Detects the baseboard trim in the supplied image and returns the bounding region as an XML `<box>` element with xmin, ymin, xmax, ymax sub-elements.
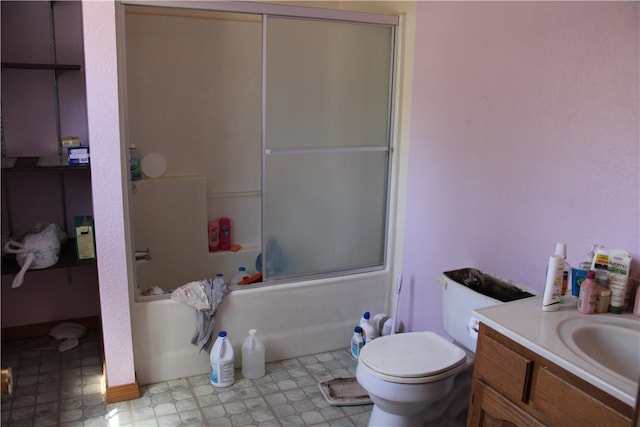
<box><xmin>1</xmin><ymin>316</ymin><xmax>101</xmax><ymax>341</ymax></box>
<box><xmin>105</xmin><ymin>382</ymin><xmax>140</xmax><ymax>403</ymax></box>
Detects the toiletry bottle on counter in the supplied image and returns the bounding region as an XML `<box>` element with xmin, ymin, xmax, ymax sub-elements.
<box><xmin>577</xmin><ymin>270</ymin><xmax>598</xmax><ymax>314</ymax></box>
<box><xmin>219</xmin><ymin>217</ymin><xmax>231</xmax><ymax>250</ymax></box>
<box><xmin>359</xmin><ymin>312</ymin><xmax>377</xmax><ymax>343</ymax></box>
<box><xmin>210</xmin><ymin>331</ymin><xmax>234</xmax><ymax>387</ymax></box>
<box><xmin>351</xmin><ymin>326</ymin><xmax>364</xmax><ymax>359</ymax></box>
<box><xmin>242</xmin><ymin>329</ymin><xmax>265</xmax><ymax>379</ymax></box>
<box><xmin>554</xmin><ymin>243</ymin><xmax>571</xmax><ymax>301</ymax></box>
<box><xmin>130</xmin><ymin>144</ymin><xmax>142</xmax><ymax>181</ymax></box>
<box><xmin>542</xmin><ymin>255</ymin><xmax>564</xmax><ymax>311</ymax></box>
<box><xmin>596</xmin><ymin>287</ymin><xmax>611</xmax><ymax>313</ymax></box>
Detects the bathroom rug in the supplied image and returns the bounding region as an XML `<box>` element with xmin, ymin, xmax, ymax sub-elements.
<box><xmin>318</xmin><ymin>377</ymin><xmax>371</xmax><ymax>406</ymax></box>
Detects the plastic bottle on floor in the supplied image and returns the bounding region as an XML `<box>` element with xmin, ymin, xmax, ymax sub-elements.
<box><xmin>351</xmin><ymin>326</ymin><xmax>364</xmax><ymax>359</ymax></box>
<box><xmin>210</xmin><ymin>331</ymin><xmax>235</xmax><ymax>387</ymax></box>
<box><xmin>359</xmin><ymin>312</ymin><xmax>377</xmax><ymax>343</ymax></box>
<box><xmin>241</xmin><ymin>329</ymin><xmax>265</xmax><ymax>379</ymax></box>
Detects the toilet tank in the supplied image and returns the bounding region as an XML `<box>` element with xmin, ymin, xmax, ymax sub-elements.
<box><xmin>441</xmin><ymin>268</ymin><xmax>535</xmax><ymax>353</ymax></box>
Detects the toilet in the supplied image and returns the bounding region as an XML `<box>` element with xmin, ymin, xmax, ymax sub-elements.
<box><xmin>355</xmin><ymin>268</ymin><xmax>534</xmax><ymax>427</ymax></box>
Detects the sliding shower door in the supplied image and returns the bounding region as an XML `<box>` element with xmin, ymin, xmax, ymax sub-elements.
<box><xmin>263</xmin><ymin>17</ymin><xmax>395</xmax><ymax>280</ymax></box>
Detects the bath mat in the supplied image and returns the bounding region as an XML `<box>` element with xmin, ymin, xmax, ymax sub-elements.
<box><xmin>318</xmin><ymin>377</ymin><xmax>371</xmax><ymax>406</ymax></box>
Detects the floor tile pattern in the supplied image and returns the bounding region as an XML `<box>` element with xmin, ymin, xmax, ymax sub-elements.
<box><xmin>1</xmin><ymin>331</ymin><xmax>372</xmax><ymax>426</ymax></box>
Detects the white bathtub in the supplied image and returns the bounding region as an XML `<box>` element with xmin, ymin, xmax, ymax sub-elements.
<box><xmin>131</xmin><ymin>270</ymin><xmax>390</xmax><ymax>385</ymax></box>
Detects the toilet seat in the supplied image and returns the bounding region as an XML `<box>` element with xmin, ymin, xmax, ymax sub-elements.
<box><xmin>358</xmin><ymin>332</ymin><xmax>467</xmax><ymax>384</ymax></box>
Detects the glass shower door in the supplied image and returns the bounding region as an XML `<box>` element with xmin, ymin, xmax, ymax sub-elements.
<box><xmin>263</xmin><ymin>16</ymin><xmax>395</xmax><ymax>280</ymax></box>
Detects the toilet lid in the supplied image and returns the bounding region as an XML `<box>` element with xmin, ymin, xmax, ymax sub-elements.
<box><xmin>358</xmin><ymin>332</ymin><xmax>467</xmax><ymax>383</ymax></box>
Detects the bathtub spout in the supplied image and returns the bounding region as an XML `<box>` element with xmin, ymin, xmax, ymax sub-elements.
<box><xmin>135</xmin><ymin>249</ymin><xmax>151</xmax><ymax>261</ymax></box>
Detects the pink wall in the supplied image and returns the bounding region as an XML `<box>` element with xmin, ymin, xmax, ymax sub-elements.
<box><xmin>1</xmin><ymin>1</ymin><xmax>98</xmax><ymax>328</ymax></box>
<box><xmin>400</xmin><ymin>2</ymin><xmax>639</xmax><ymax>334</ymax></box>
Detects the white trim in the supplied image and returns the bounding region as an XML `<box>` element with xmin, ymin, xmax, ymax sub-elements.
<box><xmin>265</xmin><ymin>146</ymin><xmax>390</xmax><ymax>155</ymax></box>
<box><xmin>120</xmin><ymin>1</ymin><xmax>399</xmax><ymax>25</ymax></box>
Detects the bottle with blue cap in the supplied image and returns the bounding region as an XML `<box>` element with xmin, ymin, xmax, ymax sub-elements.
<box><xmin>210</xmin><ymin>331</ymin><xmax>235</xmax><ymax>387</ymax></box>
<box><xmin>351</xmin><ymin>326</ymin><xmax>364</xmax><ymax>359</ymax></box>
<box><xmin>358</xmin><ymin>311</ymin><xmax>377</xmax><ymax>343</ymax></box>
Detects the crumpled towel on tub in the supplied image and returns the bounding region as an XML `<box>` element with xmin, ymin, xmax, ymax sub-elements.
<box><xmin>170</xmin><ymin>276</ymin><xmax>228</xmax><ymax>352</ymax></box>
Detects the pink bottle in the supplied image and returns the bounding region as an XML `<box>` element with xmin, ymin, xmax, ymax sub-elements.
<box><xmin>208</xmin><ymin>220</ymin><xmax>219</xmax><ymax>252</ymax></box>
<box><xmin>577</xmin><ymin>270</ymin><xmax>598</xmax><ymax>314</ymax></box>
<box><xmin>218</xmin><ymin>217</ymin><xmax>231</xmax><ymax>251</ymax></box>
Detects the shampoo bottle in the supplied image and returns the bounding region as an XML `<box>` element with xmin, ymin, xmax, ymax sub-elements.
<box><xmin>219</xmin><ymin>217</ymin><xmax>231</xmax><ymax>250</ymax></box>
<box><xmin>577</xmin><ymin>270</ymin><xmax>598</xmax><ymax>314</ymax></box>
<box><xmin>241</xmin><ymin>329</ymin><xmax>265</xmax><ymax>379</ymax></box>
<box><xmin>129</xmin><ymin>144</ymin><xmax>142</xmax><ymax>181</ymax></box>
<box><xmin>208</xmin><ymin>220</ymin><xmax>219</xmax><ymax>252</ymax></box>
<box><xmin>210</xmin><ymin>331</ymin><xmax>235</xmax><ymax>387</ymax></box>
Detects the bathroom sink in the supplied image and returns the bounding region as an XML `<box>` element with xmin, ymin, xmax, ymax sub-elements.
<box><xmin>557</xmin><ymin>316</ymin><xmax>640</xmax><ymax>382</ymax></box>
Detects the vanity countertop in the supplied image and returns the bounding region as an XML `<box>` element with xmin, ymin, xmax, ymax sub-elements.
<box><xmin>472</xmin><ymin>296</ymin><xmax>640</xmax><ymax>407</ymax></box>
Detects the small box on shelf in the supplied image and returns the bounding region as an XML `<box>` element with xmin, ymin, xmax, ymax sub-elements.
<box><xmin>68</xmin><ymin>146</ymin><xmax>89</xmax><ymax>165</ymax></box>
<box><xmin>74</xmin><ymin>216</ymin><xmax>96</xmax><ymax>260</ymax></box>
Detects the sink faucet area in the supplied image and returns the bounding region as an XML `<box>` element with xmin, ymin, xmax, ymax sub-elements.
<box><xmin>472</xmin><ymin>296</ymin><xmax>640</xmax><ymax>407</ymax></box>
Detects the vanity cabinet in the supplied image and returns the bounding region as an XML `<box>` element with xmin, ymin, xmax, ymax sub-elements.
<box><xmin>467</xmin><ymin>323</ymin><xmax>633</xmax><ymax>427</ymax></box>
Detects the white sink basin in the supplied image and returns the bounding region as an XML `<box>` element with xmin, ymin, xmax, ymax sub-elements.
<box><xmin>557</xmin><ymin>316</ymin><xmax>640</xmax><ymax>383</ymax></box>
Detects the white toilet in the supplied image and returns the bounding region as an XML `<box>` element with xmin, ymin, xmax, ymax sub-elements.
<box><xmin>356</xmin><ymin>269</ymin><xmax>534</xmax><ymax>427</ymax></box>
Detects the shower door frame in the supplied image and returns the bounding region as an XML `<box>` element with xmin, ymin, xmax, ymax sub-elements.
<box><xmin>121</xmin><ymin>0</ymin><xmax>400</xmax><ymax>286</ymax></box>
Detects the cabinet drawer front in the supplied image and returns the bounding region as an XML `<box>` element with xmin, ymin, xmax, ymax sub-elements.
<box><xmin>479</xmin><ymin>383</ymin><xmax>545</xmax><ymax>427</ymax></box>
<box><xmin>533</xmin><ymin>367</ymin><xmax>631</xmax><ymax>427</ymax></box>
<box><xmin>476</xmin><ymin>334</ymin><xmax>533</xmax><ymax>403</ymax></box>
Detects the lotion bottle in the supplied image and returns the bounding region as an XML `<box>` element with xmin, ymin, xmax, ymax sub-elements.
<box><xmin>577</xmin><ymin>270</ymin><xmax>598</xmax><ymax>314</ymax></box>
<box><xmin>542</xmin><ymin>255</ymin><xmax>564</xmax><ymax>311</ymax></box>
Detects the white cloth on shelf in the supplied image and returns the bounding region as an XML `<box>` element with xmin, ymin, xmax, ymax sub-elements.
<box><xmin>3</xmin><ymin>223</ymin><xmax>67</xmax><ymax>288</ymax></box>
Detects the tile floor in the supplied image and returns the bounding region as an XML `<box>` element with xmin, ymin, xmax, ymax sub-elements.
<box><xmin>1</xmin><ymin>329</ymin><xmax>373</xmax><ymax>426</ymax></box>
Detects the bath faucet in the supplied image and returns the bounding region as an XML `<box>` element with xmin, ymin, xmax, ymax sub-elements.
<box><xmin>135</xmin><ymin>249</ymin><xmax>151</xmax><ymax>261</ymax></box>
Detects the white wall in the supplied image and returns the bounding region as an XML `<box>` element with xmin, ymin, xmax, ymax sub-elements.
<box><xmin>82</xmin><ymin>0</ymin><xmax>136</xmax><ymax>389</ymax></box>
<box><xmin>401</xmin><ymin>2</ymin><xmax>639</xmax><ymax>334</ymax></box>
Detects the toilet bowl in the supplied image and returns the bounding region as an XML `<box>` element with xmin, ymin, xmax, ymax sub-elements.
<box><xmin>355</xmin><ymin>332</ymin><xmax>469</xmax><ymax>427</ymax></box>
<box><xmin>355</xmin><ymin>268</ymin><xmax>536</xmax><ymax>427</ymax></box>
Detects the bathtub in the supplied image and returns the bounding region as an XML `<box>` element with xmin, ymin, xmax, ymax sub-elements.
<box><xmin>131</xmin><ymin>270</ymin><xmax>390</xmax><ymax>385</ymax></box>
<box><xmin>129</xmin><ymin>175</ymin><xmax>392</xmax><ymax>384</ymax></box>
